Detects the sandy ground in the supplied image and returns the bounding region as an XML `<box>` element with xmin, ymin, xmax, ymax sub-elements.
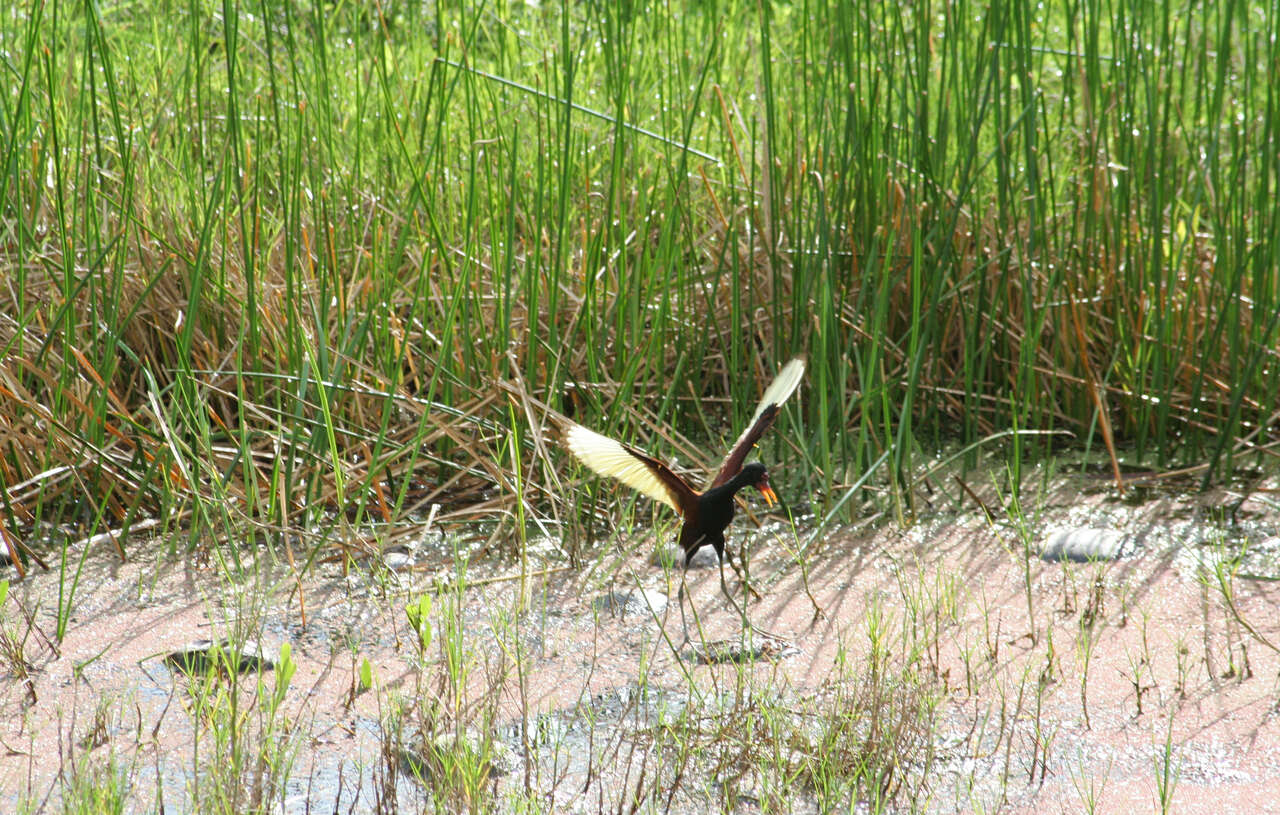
<box><xmin>3</xmin><ymin>477</ymin><xmax>1280</xmax><ymax>813</ymax></box>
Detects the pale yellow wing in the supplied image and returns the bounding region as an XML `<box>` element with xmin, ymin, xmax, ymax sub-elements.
<box><xmin>564</xmin><ymin>423</ymin><xmax>697</xmax><ymax>514</ymax></box>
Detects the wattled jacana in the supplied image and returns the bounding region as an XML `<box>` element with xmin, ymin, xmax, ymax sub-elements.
<box><xmin>563</xmin><ymin>357</ymin><xmax>805</xmax><ymax>642</ymax></box>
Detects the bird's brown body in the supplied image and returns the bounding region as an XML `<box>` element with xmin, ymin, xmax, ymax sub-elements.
<box><xmin>562</xmin><ymin>358</ymin><xmax>805</xmax><ymax>641</ymax></box>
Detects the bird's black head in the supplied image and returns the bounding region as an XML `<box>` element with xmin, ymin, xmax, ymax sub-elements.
<box><xmin>740</xmin><ymin>462</ymin><xmax>778</xmax><ymax>506</ymax></box>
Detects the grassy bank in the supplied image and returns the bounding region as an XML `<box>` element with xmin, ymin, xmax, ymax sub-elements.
<box><xmin>2</xmin><ymin>0</ymin><xmax>1278</xmax><ymax>542</ymax></box>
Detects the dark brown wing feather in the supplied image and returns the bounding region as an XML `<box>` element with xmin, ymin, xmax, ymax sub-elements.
<box><xmin>709</xmin><ymin>405</ymin><xmax>781</xmax><ymax>489</ymax></box>
<box><xmin>708</xmin><ymin>357</ymin><xmax>805</xmax><ymax>489</ymax></box>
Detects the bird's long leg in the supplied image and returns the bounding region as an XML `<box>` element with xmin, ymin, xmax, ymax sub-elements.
<box><xmin>717</xmin><ymin>554</ymin><xmax>750</xmax><ymax>631</ymax></box>
<box><xmin>678</xmin><ymin>565</ymin><xmax>714</xmax><ymax>649</ymax></box>
<box><xmin>722</xmin><ymin>544</ymin><xmax>762</xmax><ymax>601</ymax></box>
<box><xmin>677</xmin><ymin>572</ymin><xmax>690</xmax><ymax>647</ymax></box>
<box><xmin>720</xmin><ymin>546</ymin><xmax>785</xmax><ymax>642</ymax></box>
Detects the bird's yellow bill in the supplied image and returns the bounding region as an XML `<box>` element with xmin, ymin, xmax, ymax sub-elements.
<box><xmin>760</xmin><ymin>485</ymin><xmax>778</xmax><ymax>506</ymax></box>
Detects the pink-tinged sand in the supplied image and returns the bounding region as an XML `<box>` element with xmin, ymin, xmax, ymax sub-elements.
<box><xmin>2</xmin><ymin>483</ymin><xmax>1278</xmax><ymax>812</ymax></box>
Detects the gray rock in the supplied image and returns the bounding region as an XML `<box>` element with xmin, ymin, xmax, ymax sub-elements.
<box><xmin>382</xmin><ymin>550</ymin><xmax>413</xmax><ymax>571</ymax></box>
<box><xmin>685</xmin><ymin>546</ymin><xmax>720</xmax><ymax>568</ymax></box>
<box><xmin>593</xmin><ymin>588</ymin><xmax>668</xmax><ymax>618</ymax></box>
<box><xmin>1039</xmin><ymin>528</ymin><xmax>1128</xmax><ymax>562</ymax></box>
<box><xmin>649</xmin><ymin>544</ymin><xmax>721</xmax><ymax>569</ymax></box>
<box><xmin>402</xmin><ymin>730</ymin><xmax>512</xmax><ymax>783</ymax></box>
<box><xmin>692</xmin><ymin>636</ymin><xmax>797</xmax><ymax>664</ymax></box>
<box><xmin>649</xmin><ymin>544</ymin><xmax>681</xmax><ymax>569</ymax></box>
<box><xmin>164</xmin><ymin>639</ymin><xmax>275</xmax><ymax>674</ymax></box>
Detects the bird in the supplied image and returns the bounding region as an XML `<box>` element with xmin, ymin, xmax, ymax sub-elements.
<box><xmin>562</xmin><ymin>356</ymin><xmax>805</xmax><ymax>644</ymax></box>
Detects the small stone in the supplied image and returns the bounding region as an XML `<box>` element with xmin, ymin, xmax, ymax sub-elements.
<box><xmin>685</xmin><ymin>546</ymin><xmax>720</xmax><ymax>569</ymax></box>
<box><xmin>383</xmin><ymin>550</ymin><xmax>413</xmax><ymax>571</ymax></box>
<box><xmin>649</xmin><ymin>544</ymin><xmax>721</xmax><ymax>569</ymax></box>
<box><xmin>402</xmin><ymin>730</ymin><xmax>511</xmax><ymax>784</ymax></box>
<box><xmin>164</xmin><ymin>639</ymin><xmax>275</xmax><ymax>674</ymax></box>
<box><xmin>1039</xmin><ymin>528</ymin><xmax>1128</xmax><ymax>562</ymax></box>
<box><xmin>692</xmin><ymin>636</ymin><xmax>797</xmax><ymax>664</ymax></box>
<box><xmin>593</xmin><ymin>588</ymin><xmax>668</xmax><ymax>618</ymax></box>
<box><xmin>649</xmin><ymin>544</ymin><xmax>681</xmax><ymax>569</ymax></box>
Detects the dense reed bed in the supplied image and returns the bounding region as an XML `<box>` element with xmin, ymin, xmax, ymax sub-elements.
<box><xmin>1</xmin><ymin>0</ymin><xmax>1277</xmax><ymax>550</ymax></box>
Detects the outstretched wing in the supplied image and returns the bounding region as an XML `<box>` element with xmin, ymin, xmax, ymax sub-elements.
<box><xmin>708</xmin><ymin>356</ymin><xmax>805</xmax><ymax>489</ymax></box>
<box><xmin>564</xmin><ymin>422</ymin><xmax>699</xmax><ymax>514</ymax></box>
